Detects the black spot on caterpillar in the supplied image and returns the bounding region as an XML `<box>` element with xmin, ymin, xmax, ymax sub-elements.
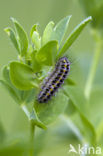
<box><xmin>37</xmin><ymin>57</ymin><xmax>70</xmax><ymax>103</ymax></box>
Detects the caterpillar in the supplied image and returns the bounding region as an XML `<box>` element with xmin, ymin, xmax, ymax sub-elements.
<box><xmin>37</xmin><ymin>57</ymin><xmax>70</xmax><ymax>103</ymax></box>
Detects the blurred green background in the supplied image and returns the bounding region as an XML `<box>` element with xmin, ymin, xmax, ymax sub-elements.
<box><xmin>0</xmin><ymin>0</ymin><xmax>103</xmax><ymax>156</ymax></box>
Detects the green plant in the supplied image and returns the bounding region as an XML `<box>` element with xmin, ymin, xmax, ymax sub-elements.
<box><xmin>0</xmin><ymin>14</ymin><xmax>102</xmax><ymax>156</ymax></box>
<box><xmin>79</xmin><ymin>0</ymin><xmax>103</xmax><ymax>99</ymax></box>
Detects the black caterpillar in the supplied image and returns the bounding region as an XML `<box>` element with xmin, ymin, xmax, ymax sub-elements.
<box><xmin>37</xmin><ymin>57</ymin><xmax>70</xmax><ymax>103</ymax></box>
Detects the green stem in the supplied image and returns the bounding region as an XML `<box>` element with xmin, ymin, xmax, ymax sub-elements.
<box><xmin>21</xmin><ymin>104</ymin><xmax>35</xmax><ymax>156</ymax></box>
<box><xmin>21</xmin><ymin>104</ymin><xmax>30</xmax><ymax>118</ymax></box>
<box><xmin>85</xmin><ymin>37</ymin><xmax>102</xmax><ymax>99</ymax></box>
<box><xmin>60</xmin><ymin>115</ymin><xmax>85</xmax><ymax>143</ymax></box>
<box><xmin>30</xmin><ymin>122</ymin><xmax>35</xmax><ymax>156</ymax></box>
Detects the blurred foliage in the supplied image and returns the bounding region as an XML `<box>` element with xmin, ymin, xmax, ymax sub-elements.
<box><xmin>0</xmin><ymin>0</ymin><xmax>103</xmax><ymax>156</ymax></box>
<box><xmin>79</xmin><ymin>0</ymin><xmax>103</xmax><ymax>37</ymax></box>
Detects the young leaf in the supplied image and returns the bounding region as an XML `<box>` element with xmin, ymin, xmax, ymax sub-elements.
<box><xmin>11</xmin><ymin>17</ymin><xmax>28</xmax><ymax>56</ymax></box>
<box><xmin>0</xmin><ymin>80</ymin><xmax>21</xmax><ymax>104</ymax></box>
<box><xmin>36</xmin><ymin>40</ymin><xmax>58</xmax><ymax>66</ymax></box>
<box><xmin>4</xmin><ymin>27</ymin><xmax>20</xmax><ymax>54</ymax></box>
<box><xmin>51</xmin><ymin>15</ymin><xmax>71</xmax><ymax>45</ymax></box>
<box><xmin>9</xmin><ymin>62</ymin><xmax>38</xmax><ymax>90</ymax></box>
<box><xmin>2</xmin><ymin>65</ymin><xmax>10</xmax><ymax>83</ymax></box>
<box><xmin>42</xmin><ymin>21</ymin><xmax>55</xmax><ymax>46</ymax></box>
<box><xmin>31</xmin><ymin>50</ymin><xmax>41</xmax><ymax>72</ymax></box>
<box><xmin>30</xmin><ymin>24</ymin><xmax>38</xmax><ymax>37</ymax></box>
<box><xmin>34</xmin><ymin>90</ymin><xmax>68</xmax><ymax>125</ymax></box>
<box><xmin>58</xmin><ymin>16</ymin><xmax>92</xmax><ymax>58</ymax></box>
<box><xmin>31</xmin><ymin>31</ymin><xmax>41</xmax><ymax>50</ymax></box>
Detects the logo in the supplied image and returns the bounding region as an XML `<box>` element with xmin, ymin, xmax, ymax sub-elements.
<box><xmin>68</xmin><ymin>144</ymin><xmax>102</xmax><ymax>155</ymax></box>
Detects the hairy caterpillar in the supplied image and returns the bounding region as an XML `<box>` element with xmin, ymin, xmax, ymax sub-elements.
<box><xmin>37</xmin><ymin>57</ymin><xmax>70</xmax><ymax>103</ymax></box>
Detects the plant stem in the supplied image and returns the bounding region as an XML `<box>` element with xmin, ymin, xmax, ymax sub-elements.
<box><xmin>60</xmin><ymin>115</ymin><xmax>84</xmax><ymax>143</ymax></box>
<box><xmin>21</xmin><ymin>104</ymin><xmax>30</xmax><ymax>118</ymax></box>
<box><xmin>30</xmin><ymin>122</ymin><xmax>35</xmax><ymax>156</ymax></box>
<box><xmin>84</xmin><ymin>37</ymin><xmax>102</xmax><ymax>99</ymax></box>
<box><xmin>21</xmin><ymin>104</ymin><xmax>35</xmax><ymax>156</ymax></box>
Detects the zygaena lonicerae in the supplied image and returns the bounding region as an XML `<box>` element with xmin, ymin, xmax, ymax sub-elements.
<box><xmin>38</xmin><ymin>57</ymin><xmax>70</xmax><ymax>103</ymax></box>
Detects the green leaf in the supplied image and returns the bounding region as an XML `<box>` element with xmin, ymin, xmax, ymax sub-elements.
<box><xmin>30</xmin><ymin>24</ymin><xmax>41</xmax><ymax>49</ymax></box>
<box><xmin>2</xmin><ymin>65</ymin><xmax>27</xmax><ymax>102</ymax></box>
<box><xmin>31</xmin><ymin>31</ymin><xmax>41</xmax><ymax>50</ymax></box>
<box><xmin>4</xmin><ymin>27</ymin><xmax>20</xmax><ymax>53</ymax></box>
<box><xmin>0</xmin><ymin>137</ymin><xmax>30</xmax><ymax>156</ymax></box>
<box><xmin>36</xmin><ymin>40</ymin><xmax>58</xmax><ymax>66</ymax></box>
<box><xmin>80</xmin><ymin>114</ymin><xmax>96</xmax><ymax>144</ymax></box>
<box><xmin>65</xmin><ymin>99</ymin><xmax>76</xmax><ymax>116</ymax></box>
<box><xmin>30</xmin><ymin>108</ymin><xmax>47</xmax><ymax>130</ymax></box>
<box><xmin>64</xmin><ymin>86</ymin><xmax>96</xmax><ymax>144</ymax></box>
<box><xmin>58</xmin><ymin>16</ymin><xmax>92</xmax><ymax>58</ymax></box>
<box><xmin>21</xmin><ymin>89</ymin><xmax>35</xmax><ymax>104</ymax></box>
<box><xmin>30</xmin><ymin>24</ymin><xmax>38</xmax><ymax>37</ymax></box>
<box><xmin>42</xmin><ymin>21</ymin><xmax>55</xmax><ymax>46</ymax></box>
<box><xmin>51</xmin><ymin>15</ymin><xmax>71</xmax><ymax>45</ymax></box>
<box><xmin>64</xmin><ymin>86</ymin><xmax>88</xmax><ymax>116</ymax></box>
<box><xmin>2</xmin><ymin>65</ymin><xmax>10</xmax><ymax>83</ymax></box>
<box><xmin>34</xmin><ymin>90</ymin><xmax>68</xmax><ymax>125</ymax></box>
<box><xmin>31</xmin><ymin>50</ymin><xmax>41</xmax><ymax>72</ymax></box>
<box><xmin>0</xmin><ymin>80</ymin><xmax>21</xmax><ymax>104</ymax></box>
<box><xmin>65</xmin><ymin>77</ymin><xmax>76</xmax><ymax>86</ymax></box>
<box><xmin>11</xmin><ymin>17</ymin><xmax>28</xmax><ymax>56</ymax></box>
<box><xmin>9</xmin><ymin>62</ymin><xmax>38</xmax><ymax>90</ymax></box>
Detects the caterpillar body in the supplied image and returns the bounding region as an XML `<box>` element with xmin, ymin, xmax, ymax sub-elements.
<box><xmin>38</xmin><ymin>57</ymin><xmax>70</xmax><ymax>103</ymax></box>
